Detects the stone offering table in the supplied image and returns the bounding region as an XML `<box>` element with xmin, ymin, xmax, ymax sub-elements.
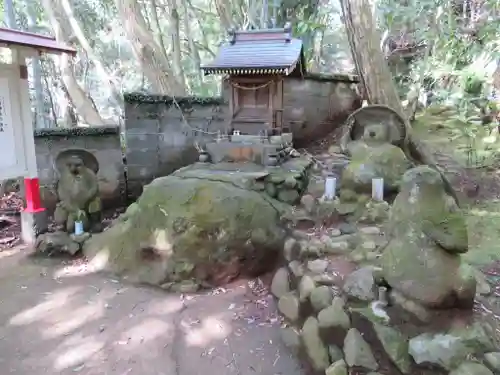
<box><xmin>204</xmin><ymin>133</ymin><xmax>294</xmax><ymax>166</ymax></box>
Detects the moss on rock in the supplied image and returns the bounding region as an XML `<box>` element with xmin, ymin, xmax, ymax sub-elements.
<box><xmin>342</xmin><ymin>143</ymin><xmax>412</xmax><ymax>193</ymax></box>
<box><xmin>381</xmin><ymin>166</ymin><xmax>474</xmax><ymax>308</ymax></box>
<box><xmin>84</xmin><ymin>172</ymin><xmax>289</xmax><ymax>286</ymax></box>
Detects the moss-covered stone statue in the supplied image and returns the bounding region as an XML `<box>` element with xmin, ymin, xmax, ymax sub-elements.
<box><xmin>380</xmin><ymin>166</ymin><xmax>475</xmax><ymax>309</ymax></box>
<box><xmin>341</xmin><ymin>123</ymin><xmax>412</xmax><ymax>194</ymax></box>
<box><xmin>54</xmin><ymin>155</ymin><xmax>102</xmax><ymax>233</ymax></box>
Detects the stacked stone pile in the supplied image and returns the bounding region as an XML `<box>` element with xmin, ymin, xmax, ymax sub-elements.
<box><xmin>271</xmin><ymin>223</ymin><xmax>390</xmax><ymax>374</ymax></box>
<box><xmin>271</xmin><ymin>224</ymin><xmax>500</xmax><ymax>375</ymax></box>
<box><xmin>270</xmin><ymin>165</ymin><xmax>500</xmax><ymax>375</ymax></box>
<box><xmin>35</xmin><ymin>231</ymin><xmax>91</xmax><ymax>256</ymax></box>
<box><xmin>255</xmin><ymin>157</ymin><xmax>315</xmax><ymax>204</ymax></box>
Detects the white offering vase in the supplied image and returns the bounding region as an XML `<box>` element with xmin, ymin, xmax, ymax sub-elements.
<box><xmin>372</xmin><ymin>178</ymin><xmax>384</xmax><ymax>201</ymax></box>
<box><xmin>74</xmin><ymin>221</ymin><xmax>84</xmax><ymax>235</ymax></box>
<box><xmin>324</xmin><ymin>177</ymin><xmax>337</xmax><ymax>200</ymax></box>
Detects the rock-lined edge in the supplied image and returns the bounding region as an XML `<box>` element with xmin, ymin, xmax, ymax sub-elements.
<box><xmin>271</xmin><ymin>220</ymin><xmax>496</xmax><ymax>375</ymax></box>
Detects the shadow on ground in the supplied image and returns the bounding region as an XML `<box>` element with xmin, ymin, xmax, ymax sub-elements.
<box><xmin>0</xmin><ymin>247</ymin><xmax>304</xmax><ymax>375</ymax></box>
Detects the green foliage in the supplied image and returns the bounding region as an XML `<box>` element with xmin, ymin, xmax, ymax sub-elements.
<box><xmin>34</xmin><ymin>126</ymin><xmax>120</xmax><ymax>138</ymax></box>
<box><xmin>6</xmin><ymin>0</ymin><xmax>359</xmax><ymax>129</ymax></box>
<box><xmin>380</xmin><ymin>0</ymin><xmax>500</xmax><ymax>102</ymax></box>
<box><xmin>462</xmin><ymin>72</ymin><xmax>484</xmax><ymax>96</ymax></box>
<box><xmin>379</xmin><ymin>0</ymin><xmax>500</xmax><ymax>167</ymax></box>
<box><xmin>123</xmin><ymin>93</ymin><xmax>224</xmax><ymax>106</ymax></box>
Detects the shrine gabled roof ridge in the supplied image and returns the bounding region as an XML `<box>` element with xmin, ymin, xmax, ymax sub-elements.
<box><xmin>201</xmin><ymin>25</ymin><xmax>305</xmax><ymax>76</ymax></box>
<box><xmin>231</xmin><ymin>26</ymin><xmax>291</xmax><ymax>37</ymax></box>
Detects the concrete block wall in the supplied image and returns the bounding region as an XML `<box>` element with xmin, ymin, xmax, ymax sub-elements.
<box><xmin>34</xmin><ymin>126</ymin><xmax>125</xmax><ymax>212</ymax></box>
<box><xmin>124</xmin><ymin>94</ymin><xmax>228</xmax><ymax>198</ymax></box>
<box><xmin>282</xmin><ymin>73</ymin><xmax>361</xmax><ymax>145</ymax></box>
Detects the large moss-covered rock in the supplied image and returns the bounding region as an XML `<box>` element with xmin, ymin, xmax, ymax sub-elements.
<box><xmin>381</xmin><ymin>166</ymin><xmax>474</xmax><ymax>308</ymax></box>
<box><xmin>341</xmin><ymin>124</ymin><xmax>412</xmax><ymax>193</ymax></box>
<box><xmin>373</xmin><ymin>324</ymin><xmax>411</xmax><ymax>374</ymax></box>
<box><xmin>83</xmin><ymin>172</ymin><xmax>288</xmax><ymax>286</ymax></box>
<box><xmin>409</xmin><ymin>323</ymin><xmax>494</xmax><ymax>370</ymax></box>
<box><xmin>344</xmin><ymin>328</ymin><xmax>378</xmax><ymax>370</ymax></box>
<box><xmin>449</xmin><ymin>362</ymin><xmax>493</xmax><ymax>375</ymax></box>
<box><xmin>342</xmin><ymin>144</ymin><xmax>411</xmax><ymax>193</ymax></box>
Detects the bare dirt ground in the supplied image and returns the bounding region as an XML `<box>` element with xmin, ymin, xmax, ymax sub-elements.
<box><xmin>0</xmin><ymin>245</ymin><xmax>304</xmax><ymax>375</ymax></box>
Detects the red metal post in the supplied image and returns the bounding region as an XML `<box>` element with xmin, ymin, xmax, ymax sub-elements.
<box><xmin>23</xmin><ymin>177</ymin><xmax>44</xmax><ymax>213</ymax></box>
<box><xmin>20</xmin><ymin>64</ymin><xmax>44</xmax><ymax>214</ymax></box>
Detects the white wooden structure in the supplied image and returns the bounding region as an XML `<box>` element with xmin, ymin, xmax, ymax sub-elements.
<box><xmin>0</xmin><ymin>28</ymin><xmax>75</xmax><ymax>214</ymax></box>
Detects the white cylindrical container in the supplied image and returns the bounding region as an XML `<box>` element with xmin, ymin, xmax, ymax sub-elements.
<box><xmin>324</xmin><ymin>177</ymin><xmax>337</xmax><ymax>200</ymax></box>
<box><xmin>74</xmin><ymin>221</ymin><xmax>84</xmax><ymax>235</ymax></box>
<box><xmin>378</xmin><ymin>286</ymin><xmax>389</xmax><ymax>306</ymax></box>
<box><xmin>372</xmin><ymin>178</ymin><xmax>384</xmax><ymax>201</ymax></box>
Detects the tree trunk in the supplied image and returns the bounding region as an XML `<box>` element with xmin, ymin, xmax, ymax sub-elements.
<box><xmin>213</xmin><ymin>0</ymin><xmax>233</xmax><ymax>30</ymax></box>
<box><xmin>149</xmin><ymin>0</ymin><xmax>170</xmax><ymax>58</ymax></box>
<box><xmin>339</xmin><ymin>0</ymin><xmax>460</xmax><ymax>204</ymax></box>
<box><xmin>116</xmin><ymin>0</ymin><xmax>186</xmax><ymax>95</ymax></box>
<box><xmin>188</xmin><ymin>0</ymin><xmax>215</xmax><ymax>57</ymax></box>
<box><xmin>181</xmin><ymin>0</ymin><xmax>202</xmax><ymax>88</ymax></box>
<box><xmin>42</xmin><ymin>0</ymin><xmax>107</xmax><ymax>126</ymax></box>
<box><xmin>4</xmin><ymin>0</ymin><xmax>16</xmax><ymax>28</ymax></box>
<box><xmin>165</xmin><ymin>0</ymin><xmax>187</xmax><ymax>91</ymax></box>
<box><xmin>58</xmin><ymin>0</ymin><xmax>123</xmax><ymax>108</ymax></box>
<box><xmin>25</xmin><ymin>3</ymin><xmax>49</xmax><ymax>129</ymax></box>
<box><xmin>59</xmin><ymin>49</ymin><xmax>106</xmax><ymax>126</ymax></box>
<box><xmin>40</xmin><ymin>57</ymin><xmax>59</xmax><ymax>126</ymax></box>
<box><xmin>339</xmin><ymin>0</ymin><xmax>406</xmax><ymax>117</ymax></box>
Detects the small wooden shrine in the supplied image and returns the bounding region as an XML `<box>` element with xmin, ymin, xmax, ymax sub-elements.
<box><xmin>200</xmin><ymin>23</ymin><xmax>306</xmax><ymax>165</ymax></box>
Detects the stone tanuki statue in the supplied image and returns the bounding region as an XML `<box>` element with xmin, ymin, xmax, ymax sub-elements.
<box><xmin>54</xmin><ymin>155</ymin><xmax>102</xmax><ymax>233</ymax></box>
<box><xmin>380</xmin><ymin>165</ymin><xmax>476</xmax><ymax>309</ymax></box>
<box><xmin>341</xmin><ymin>123</ymin><xmax>412</xmax><ymax>194</ymax></box>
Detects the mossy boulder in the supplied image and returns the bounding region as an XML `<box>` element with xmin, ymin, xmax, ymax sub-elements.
<box><xmin>380</xmin><ymin>166</ymin><xmax>474</xmax><ymax>308</ymax></box>
<box><xmin>342</xmin><ymin>123</ymin><xmax>412</xmax><ymax>194</ymax></box>
<box><xmin>341</xmin><ymin>143</ymin><xmax>412</xmax><ymax>193</ymax></box>
<box><xmin>450</xmin><ymin>362</ymin><xmax>493</xmax><ymax>375</ymax></box>
<box><xmin>359</xmin><ymin>199</ymin><xmax>390</xmax><ymax>224</ymax></box>
<box><xmin>83</xmin><ymin>173</ymin><xmax>289</xmax><ymax>286</ymax></box>
<box><xmin>409</xmin><ymin>323</ymin><xmax>494</xmax><ymax>370</ymax></box>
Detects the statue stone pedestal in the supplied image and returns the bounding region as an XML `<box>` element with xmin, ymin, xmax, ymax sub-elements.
<box><xmin>21</xmin><ymin>209</ymin><xmax>48</xmax><ymax>245</ymax></box>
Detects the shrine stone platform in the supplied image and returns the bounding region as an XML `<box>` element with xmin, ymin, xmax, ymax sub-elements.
<box><xmin>172</xmin><ymin>159</ymin><xmax>314</xmax><ymax>205</ymax></box>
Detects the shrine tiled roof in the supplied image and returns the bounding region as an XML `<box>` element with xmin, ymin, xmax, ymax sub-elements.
<box><xmin>201</xmin><ymin>25</ymin><xmax>305</xmax><ymax>76</ymax></box>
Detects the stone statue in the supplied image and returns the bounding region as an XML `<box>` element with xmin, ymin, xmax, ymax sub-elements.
<box><xmin>341</xmin><ymin>123</ymin><xmax>412</xmax><ymax>194</ymax></box>
<box><xmin>54</xmin><ymin>155</ymin><xmax>102</xmax><ymax>233</ymax></box>
<box><xmin>380</xmin><ymin>166</ymin><xmax>475</xmax><ymax>309</ymax></box>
